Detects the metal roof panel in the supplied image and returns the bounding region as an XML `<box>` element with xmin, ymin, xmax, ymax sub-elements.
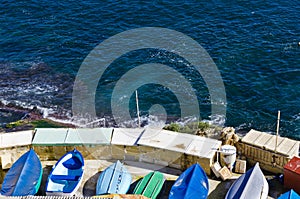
<box><xmin>65</xmin><ymin>128</ymin><xmax>112</xmax><ymax>145</ymax></box>
<box><xmin>0</xmin><ymin>130</ymin><xmax>33</xmax><ymax>148</ymax></box>
<box><xmin>32</xmin><ymin>128</ymin><xmax>68</xmax><ymax>145</ymax></box>
<box><xmin>111</xmin><ymin>128</ymin><xmax>144</xmax><ymax>146</ymax></box>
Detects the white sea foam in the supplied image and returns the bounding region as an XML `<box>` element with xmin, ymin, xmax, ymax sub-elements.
<box><xmin>293</xmin><ymin>113</ymin><xmax>300</xmax><ymax>121</ymax></box>
<box><xmin>46</xmin><ymin>115</ymin><xmax>84</xmax><ymax>127</ymax></box>
<box><xmin>204</xmin><ymin>114</ymin><xmax>226</xmax><ymax>126</ymax></box>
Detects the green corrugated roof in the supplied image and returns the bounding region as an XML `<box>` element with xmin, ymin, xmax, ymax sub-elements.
<box><xmin>111</xmin><ymin>128</ymin><xmax>144</xmax><ymax>146</ymax></box>
<box><xmin>32</xmin><ymin>128</ymin><xmax>113</xmax><ymax>146</ymax></box>
<box><xmin>65</xmin><ymin>128</ymin><xmax>112</xmax><ymax>145</ymax></box>
<box><xmin>32</xmin><ymin>128</ymin><xmax>68</xmax><ymax>145</ymax></box>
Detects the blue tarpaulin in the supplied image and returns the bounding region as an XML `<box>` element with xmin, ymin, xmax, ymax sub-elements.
<box><xmin>169</xmin><ymin>163</ymin><xmax>209</xmax><ymax>199</ymax></box>
<box><xmin>279</xmin><ymin>190</ymin><xmax>300</xmax><ymax>199</ymax></box>
<box><xmin>0</xmin><ymin>149</ymin><xmax>42</xmax><ymax>196</ymax></box>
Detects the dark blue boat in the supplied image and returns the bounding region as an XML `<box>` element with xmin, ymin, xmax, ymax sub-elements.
<box><xmin>0</xmin><ymin>149</ymin><xmax>42</xmax><ymax>196</ymax></box>
<box><xmin>169</xmin><ymin>163</ymin><xmax>209</xmax><ymax>199</ymax></box>
<box><xmin>279</xmin><ymin>190</ymin><xmax>300</xmax><ymax>199</ymax></box>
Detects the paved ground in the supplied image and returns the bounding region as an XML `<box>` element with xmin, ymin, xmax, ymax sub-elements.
<box><xmin>0</xmin><ymin>159</ymin><xmax>287</xmax><ymax>198</ymax></box>
<box><xmin>35</xmin><ymin>160</ymin><xmax>286</xmax><ymax>199</ymax></box>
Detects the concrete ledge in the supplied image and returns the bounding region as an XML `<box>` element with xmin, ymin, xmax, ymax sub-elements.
<box><xmin>0</xmin><ymin>130</ymin><xmax>33</xmax><ymax>149</ymax></box>
<box><xmin>1</xmin><ymin>128</ymin><xmax>222</xmax><ymax>176</ymax></box>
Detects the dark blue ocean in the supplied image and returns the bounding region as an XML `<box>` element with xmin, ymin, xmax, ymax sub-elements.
<box><xmin>0</xmin><ymin>1</ymin><xmax>299</xmax><ymax>139</ymax></box>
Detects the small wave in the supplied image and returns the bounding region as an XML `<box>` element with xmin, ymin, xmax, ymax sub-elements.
<box><xmin>205</xmin><ymin>114</ymin><xmax>226</xmax><ymax>126</ymax></box>
<box><xmin>0</xmin><ymin>99</ymin><xmax>51</xmax><ymax>118</ymax></box>
<box><xmin>293</xmin><ymin>113</ymin><xmax>300</xmax><ymax>121</ymax></box>
<box><xmin>235</xmin><ymin>122</ymin><xmax>252</xmax><ymax>131</ymax></box>
<box><xmin>282</xmin><ymin>41</ymin><xmax>300</xmax><ymax>53</ymax></box>
<box><xmin>69</xmin><ymin>114</ymin><xmax>206</xmax><ymax>129</ymax></box>
<box><xmin>0</xmin><ymin>61</ymin><xmax>74</xmax><ymax>119</ymax></box>
<box><xmin>46</xmin><ymin>115</ymin><xmax>86</xmax><ymax>127</ymax></box>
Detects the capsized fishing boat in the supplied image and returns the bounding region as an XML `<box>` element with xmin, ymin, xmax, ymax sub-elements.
<box><xmin>45</xmin><ymin>149</ymin><xmax>85</xmax><ymax>196</ymax></box>
<box><xmin>225</xmin><ymin>162</ymin><xmax>269</xmax><ymax>199</ymax></box>
<box><xmin>278</xmin><ymin>189</ymin><xmax>300</xmax><ymax>199</ymax></box>
<box><xmin>96</xmin><ymin>160</ymin><xmax>132</xmax><ymax>195</ymax></box>
<box><xmin>0</xmin><ymin>149</ymin><xmax>42</xmax><ymax>196</ymax></box>
<box><xmin>169</xmin><ymin>163</ymin><xmax>209</xmax><ymax>199</ymax></box>
<box><xmin>133</xmin><ymin>171</ymin><xmax>165</xmax><ymax>199</ymax></box>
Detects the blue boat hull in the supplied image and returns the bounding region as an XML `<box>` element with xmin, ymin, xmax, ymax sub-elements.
<box><xmin>169</xmin><ymin>163</ymin><xmax>209</xmax><ymax>199</ymax></box>
<box><xmin>96</xmin><ymin>160</ymin><xmax>132</xmax><ymax>195</ymax></box>
<box><xmin>1</xmin><ymin>149</ymin><xmax>42</xmax><ymax>196</ymax></box>
<box><xmin>279</xmin><ymin>190</ymin><xmax>300</xmax><ymax>199</ymax></box>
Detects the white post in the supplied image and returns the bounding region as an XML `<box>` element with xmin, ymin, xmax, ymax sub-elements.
<box><xmin>136</xmin><ymin>90</ymin><xmax>141</xmax><ymax>128</ymax></box>
<box><xmin>275</xmin><ymin>110</ymin><xmax>280</xmax><ymax>153</ymax></box>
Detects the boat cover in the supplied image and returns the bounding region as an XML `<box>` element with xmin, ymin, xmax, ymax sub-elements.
<box><xmin>169</xmin><ymin>163</ymin><xmax>209</xmax><ymax>199</ymax></box>
<box><xmin>0</xmin><ymin>149</ymin><xmax>42</xmax><ymax>196</ymax></box>
<box><xmin>279</xmin><ymin>190</ymin><xmax>300</xmax><ymax>199</ymax></box>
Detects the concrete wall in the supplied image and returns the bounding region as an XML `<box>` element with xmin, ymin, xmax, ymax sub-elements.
<box><xmin>0</xmin><ymin>146</ymin><xmax>31</xmax><ymax>187</ymax></box>
<box><xmin>239</xmin><ymin>142</ymin><xmax>290</xmax><ymax>174</ymax></box>
<box><xmin>33</xmin><ymin>145</ymin><xmax>113</xmax><ymax>161</ymax></box>
<box><xmin>0</xmin><ymin>146</ymin><xmax>30</xmax><ymax>169</ymax></box>
<box><xmin>32</xmin><ymin>144</ymin><xmax>214</xmax><ymax>175</ymax></box>
<box><xmin>0</xmin><ymin>128</ymin><xmax>219</xmax><ymax>179</ymax></box>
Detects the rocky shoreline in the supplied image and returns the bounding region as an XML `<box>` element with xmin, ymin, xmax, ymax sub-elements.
<box><xmin>0</xmin><ymin>102</ymin><xmax>75</xmax><ymax>132</ymax></box>
<box><xmin>0</xmin><ymin>101</ymin><xmax>220</xmax><ymax>136</ymax></box>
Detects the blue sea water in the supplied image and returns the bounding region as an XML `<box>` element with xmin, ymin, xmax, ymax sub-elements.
<box><xmin>0</xmin><ymin>1</ymin><xmax>299</xmax><ymax>139</ymax></box>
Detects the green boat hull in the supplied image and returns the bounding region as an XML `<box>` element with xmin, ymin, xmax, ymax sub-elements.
<box><xmin>133</xmin><ymin>171</ymin><xmax>165</xmax><ymax>199</ymax></box>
